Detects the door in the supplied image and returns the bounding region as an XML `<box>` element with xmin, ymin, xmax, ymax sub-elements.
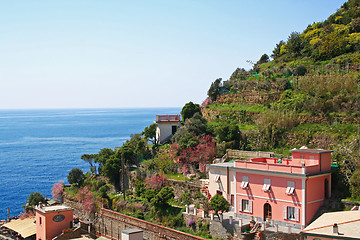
<box><xmin>264</xmin><ymin>203</ymin><xmax>272</xmax><ymax>220</ymax></box>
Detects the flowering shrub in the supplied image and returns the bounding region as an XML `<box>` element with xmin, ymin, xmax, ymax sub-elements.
<box><xmin>51</xmin><ymin>180</ymin><xmax>64</xmax><ymax>201</ymax></box>
<box><xmin>200</xmin><ymin>97</ymin><xmax>213</xmax><ymax>108</ymax></box>
<box><xmin>145</xmin><ymin>173</ymin><xmax>167</xmax><ymax>190</ymax></box>
<box><xmin>188</xmin><ymin>219</ymin><xmax>195</xmax><ymax>225</ymax></box>
<box><xmin>77</xmin><ymin>186</ymin><xmax>95</xmax><ymax>213</ymax></box>
<box><xmin>170</xmin><ymin>135</ymin><xmax>216</xmax><ymax>173</ymax></box>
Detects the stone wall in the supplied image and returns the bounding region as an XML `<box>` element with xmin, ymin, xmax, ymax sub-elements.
<box><xmin>166</xmin><ymin>179</ymin><xmax>203</xmax><ymax>204</ymax></box>
<box><xmin>94</xmin><ymin>208</ymin><xmax>207</xmax><ymax>240</ymax></box>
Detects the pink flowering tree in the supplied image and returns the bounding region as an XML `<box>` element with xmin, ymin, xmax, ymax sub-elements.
<box><xmin>170</xmin><ymin>135</ymin><xmax>216</xmax><ymax>174</ymax></box>
<box><xmin>51</xmin><ymin>180</ymin><xmax>64</xmax><ymax>201</ymax></box>
<box><xmin>77</xmin><ymin>186</ymin><xmax>95</xmax><ymax>214</ymax></box>
<box><xmin>145</xmin><ymin>173</ymin><xmax>167</xmax><ymax>190</ymax></box>
<box><xmin>200</xmin><ymin>97</ymin><xmax>213</xmax><ymax>108</ymax></box>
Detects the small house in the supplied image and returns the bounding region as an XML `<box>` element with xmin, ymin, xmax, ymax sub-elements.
<box><xmin>155</xmin><ymin>115</ymin><xmax>181</xmax><ymax>144</ymax></box>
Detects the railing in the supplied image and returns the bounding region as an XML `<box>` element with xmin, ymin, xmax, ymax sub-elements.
<box><xmin>156</xmin><ymin>115</ymin><xmax>180</xmax><ymax>122</ymax></box>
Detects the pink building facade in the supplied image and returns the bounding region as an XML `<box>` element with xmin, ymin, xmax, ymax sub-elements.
<box><xmin>35</xmin><ymin>204</ymin><xmax>73</xmax><ymax>240</ymax></box>
<box><xmin>207</xmin><ymin>148</ymin><xmax>332</xmax><ymax>229</ymax></box>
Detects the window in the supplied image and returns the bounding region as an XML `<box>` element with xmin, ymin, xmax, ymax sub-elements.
<box><xmin>286</xmin><ymin>181</ymin><xmax>295</xmax><ymax>195</ymax></box>
<box><xmin>283</xmin><ymin>206</ymin><xmax>299</xmax><ymax>221</ymax></box>
<box><xmin>287</xmin><ymin>207</ymin><xmax>295</xmax><ymax>219</ymax></box>
<box><xmin>309</xmin><ymin>155</ymin><xmax>315</xmax><ymax>160</ymax></box>
<box><xmin>262</xmin><ymin>178</ymin><xmax>271</xmax><ymax>192</ymax></box>
<box><xmin>214</xmin><ymin>175</ymin><xmax>220</xmax><ymax>182</ymax></box>
<box><xmin>239</xmin><ymin>199</ymin><xmax>252</xmax><ymax>213</ymax></box>
<box><xmin>171</xmin><ymin>126</ymin><xmax>177</xmax><ymax>135</ymax></box>
<box><xmin>39</xmin><ymin>217</ymin><xmax>42</xmax><ymax>225</ymax></box>
<box><xmin>241</xmin><ymin>176</ymin><xmax>249</xmax><ymax>189</ymax></box>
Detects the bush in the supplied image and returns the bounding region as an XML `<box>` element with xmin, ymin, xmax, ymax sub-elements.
<box><xmin>68</xmin><ymin>168</ymin><xmax>84</xmax><ymax>186</ymax></box>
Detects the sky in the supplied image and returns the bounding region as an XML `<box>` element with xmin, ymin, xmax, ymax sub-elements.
<box><xmin>0</xmin><ymin>0</ymin><xmax>347</xmax><ymax>109</ymax></box>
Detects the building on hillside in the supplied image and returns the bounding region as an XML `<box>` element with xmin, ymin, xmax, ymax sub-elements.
<box><xmin>155</xmin><ymin>115</ymin><xmax>181</xmax><ymax>144</ymax></box>
<box><xmin>301</xmin><ymin>210</ymin><xmax>360</xmax><ymax>239</ymax></box>
<box><xmin>35</xmin><ymin>204</ymin><xmax>73</xmax><ymax>240</ymax></box>
<box><xmin>206</xmin><ymin>147</ymin><xmax>333</xmax><ymax>230</ymax></box>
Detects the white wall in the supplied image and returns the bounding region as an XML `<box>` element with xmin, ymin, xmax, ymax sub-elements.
<box><xmin>156</xmin><ymin>122</ymin><xmax>181</xmax><ymax>144</ymax></box>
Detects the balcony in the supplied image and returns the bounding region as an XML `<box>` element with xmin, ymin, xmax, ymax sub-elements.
<box><xmin>156</xmin><ymin>115</ymin><xmax>181</xmax><ymax>122</ymax></box>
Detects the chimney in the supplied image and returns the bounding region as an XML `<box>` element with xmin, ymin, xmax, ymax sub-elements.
<box><xmin>333</xmin><ymin>223</ymin><xmax>338</xmax><ymax>234</ymax></box>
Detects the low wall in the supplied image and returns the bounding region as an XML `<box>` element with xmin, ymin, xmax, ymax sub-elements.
<box><xmin>95</xmin><ymin>208</ymin><xmax>207</xmax><ymax>240</ymax></box>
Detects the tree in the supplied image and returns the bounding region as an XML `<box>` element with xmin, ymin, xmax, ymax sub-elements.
<box><xmin>51</xmin><ymin>181</ymin><xmax>64</xmax><ymax>201</ymax></box>
<box><xmin>151</xmin><ymin>186</ymin><xmax>175</xmax><ymax>210</ymax></box>
<box><xmin>77</xmin><ymin>186</ymin><xmax>95</xmax><ymax>214</ymax></box>
<box><xmin>286</xmin><ymin>32</ymin><xmax>304</xmax><ymax>58</ymax></box>
<box><xmin>145</xmin><ymin>173</ymin><xmax>167</xmax><ymax>190</ymax></box>
<box><xmin>272</xmin><ymin>40</ymin><xmax>285</xmax><ymax>59</ymax></box>
<box><xmin>67</xmin><ymin>168</ymin><xmax>84</xmax><ymax>186</ymax></box>
<box><xmin>143</xmin><ymin>123</ymin><xmax>158</xmax><ymax>145</ymax></box>
<box><xmin>24</xmin><ymin>192</ymin><xmax>46</xmax><ymax>212</ymax></box>
<box><xmin>209</xmin><ymin>194</ymin><xmax>230</xmax><ymax>217</ymax></box>
<box><xmin>95</xmin><ymin>148</ymin><xmax>115</xmax><ymax>173</ymax></box>
<box><xmin>207</xmin><ymin>78</ymin><xmax>222</xmax><ymax>102</ymax></box>
<box><xmin>181</xmin><ymin>102</ymin><xmax>201</xmax><ymax>121</ymax></box>
<box><xmin>258</xmin><ymin>54</ymin><xmax>270</xmax><ymax>64</ymax></box>
<box><xmin>81</xmin><ymin>154</ymin><xmax>97</xmax><ymax>175</ymax></box>
<box><xmin>215</xmin><ymin>121</ymin><xmax>242</xmax><ymax>148</ymax></box>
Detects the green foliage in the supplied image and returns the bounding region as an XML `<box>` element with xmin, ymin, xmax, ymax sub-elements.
<box><xmin>144</xmin><ymin>188</ymin><xmax>156</xmax><ymax>202</ymax></box>
<box><xmin>208</xmin><ymin>78</ymin><xmax>222</xmax><ymax>101</ymax></box>
<box><xmin>67</xmin><ymin>168</ymin><xmax>85</xmax><ymax>186</ymax></box>
<box><xmin>181</xmin><ymin>192</ymin><xmax>191</xmax><ymax>205</ymax></box>
<box><xmin>151</xmin><ymin>186</ymin><xmax>175</xmax><ymax>210</ymax></box>
<box><xmin>181</xmin><ymin>102</ymin><xmax>202</xmax><ymax>121</ymax></box>
<box><xmin>143</xmin><ymin>123</ymin><xmax>158</xmax><ymax>145</ymax></box>
<box><xmin>209</xmin><ymin>194</ymin><xmax>230</xmax><ymax>217</ymax></box>
<box><xmin>215</xmin><ymin>120</ymin><xmax>243</xmax><ymax>149</ymax></box>
<box><xmin>23</xmin><ymin>192</ymin><xmax>46</xmax><ymax>212</ymax></box>
<box><xmin>135</xmin><ymin>181</ymin><xmax>146</xmax><ymax>197</ymax></box>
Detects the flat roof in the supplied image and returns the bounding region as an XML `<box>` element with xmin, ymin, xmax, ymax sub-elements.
<box><xmin>290</xmin><ymin>149</ymin><xmax>333</xmax><ymax>154</ymax></box>
<box><xmin>121</xmin><ymin>229</ymin><xmax>143</xmax><ymax>234</ymax></box>
<box><xmin>301</xmin><ymin>211</ymin><xmax>360</xmax><ymax>239</ymax></box>
<box><xmin>35</xmin><ymin>204</ymin><xmax>73</xmax><ymax>213</ymax></box>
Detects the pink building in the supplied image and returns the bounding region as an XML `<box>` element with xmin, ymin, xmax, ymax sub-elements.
<box><xmin>35</xmin><ymin>204</ymin><xmax>73</xmax><ymax>240</ymax></box>
<box><xmin>207</xmin><ymin>148</ymin><xmax>332</xmax><ymax>229</ymax></box>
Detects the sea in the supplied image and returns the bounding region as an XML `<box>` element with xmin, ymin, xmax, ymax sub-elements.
<box><xmin>0</xmin><ymin>108</ymin><xmax>180</xmax><ymax>220</ymax></box>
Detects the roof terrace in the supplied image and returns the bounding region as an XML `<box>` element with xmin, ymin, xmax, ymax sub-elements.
<box><xmin>156</xmin><ymin>115</ymin><xmax>181</xmax><ymax>122</ymax></box>
<box><xmin>235</xmin><ymin>156</ymin><xmax>326</xmax><ymax>175</ymax></box>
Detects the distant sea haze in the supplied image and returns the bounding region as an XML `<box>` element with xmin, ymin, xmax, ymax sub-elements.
<box><xmin>0</xmin><ymin>108</ymin><xmax>180</xmax><ymax>220</ymax></box>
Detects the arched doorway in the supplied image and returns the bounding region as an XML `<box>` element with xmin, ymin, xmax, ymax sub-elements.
<box><xmin>264</xmin><ymin>203</ymin><xmax>272</xmax><ymax>220</ymax></box>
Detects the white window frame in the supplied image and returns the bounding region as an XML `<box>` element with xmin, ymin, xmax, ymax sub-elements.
<box><xmin>283</xmin><ymin>206</ymin><xmax>299</xmax><ymax>221</ymax></box>
<box><xmin>214</xmin><ymin>174</ymin><xmax>220</xmax><ymax>182</ymax></box>
<box><xmin>286</xmin><ymin>180</ymin><xmax>295</xmax><ymax>195</ymax></box>
<box><xmin>239</xmin><ymin>199</ymin><xmax>252</xmax><ymax>213</ymax></box>
<box><xmin>241</xmin><ymin>176</ymin><xmax>249</xmax><ymax>189</ymax></box>
<box><xmin>262</xmin><ymin>178</ymin><xmax>271</xmax><ymax>192</ymax></box>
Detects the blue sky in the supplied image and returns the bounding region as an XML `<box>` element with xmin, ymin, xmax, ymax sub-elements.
<box><xmin>0</xmin><ymin>0</ymin><xmax>346</xmax><ymax>109</ymax></box>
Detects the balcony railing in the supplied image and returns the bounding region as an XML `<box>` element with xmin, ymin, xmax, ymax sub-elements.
<box><xmin>156</xmin><ymin>115</ymin><xmax>181</xmax><ymax>122</ymax></box>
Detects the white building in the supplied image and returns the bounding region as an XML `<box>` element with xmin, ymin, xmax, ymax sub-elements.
<box><xmin>155</xmin><ymin>115</ymin><xmax>182</xmax><ymax>144</ymax></box>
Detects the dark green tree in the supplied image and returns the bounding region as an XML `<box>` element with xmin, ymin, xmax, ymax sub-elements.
<box><xmin>67</xmin><ymin>168</ymin><xmax>84</xmax><ymax>186</ymax></box>
<box><xmin>209</xmin><ymin>194</ymin><xmax>230</xmax><ymax>217</ymax></box>
<box><xmin>258</xmin><ymin>54</ymin><xmax>270</xmax><ymax>64</ymax></box>
<box><xmin>81</xmin><ymin>153</ymin><xmax>97</xmax><ymax>175</ymax></box>
<box><xmin>24</xmin><ymin>192</ymin><xmax>46</xmax><ymax>212</ymax></box>
<box><xmin>151</xmin><ymin>186</ymin><xmax>175</xmax><ymax>210</ymax></box>
<box><xmin>286</xmin><ymin>32</ymin><xmax>304</xmax><ymax>58</ymax></box>
<box><xmin>95</xmin><ymin>148</ymin><xmax>115</xmax><ymax>173</ymax></box>
<box><xmin>272</xmin><ymin>40</ymin><xmax>285</xmax><ymax>59</ymax></box>
<box><xmin>142</xmin><ymin>123</ymin><xmax>158</xmax><ymax>145</ymax></box>
<box><xmin>181</xmin><ymin>102</ymin><xmax>201</xmax><ymax>121</ymax></box>
<box><xmin>207</xmin><ymin>78</ymin><xmax>222</xmax><ymax>102</ymax></box>
<box><xmin>215</xmin><ymin>121</ymin><xmax>242</xmax><ymax>148</ymax></box>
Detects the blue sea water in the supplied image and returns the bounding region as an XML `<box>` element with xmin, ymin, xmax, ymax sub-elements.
<box><xmin>0</xmin><ymin>108</ymin><xmax>180</xmax><ymax>220</ymax></box>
